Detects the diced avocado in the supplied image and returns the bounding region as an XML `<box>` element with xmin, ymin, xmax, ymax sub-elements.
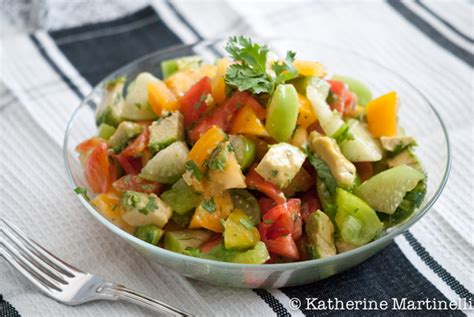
<box><xmin>161</xmin><ymin>56</ymin><xmax>202</xmax><ymax>79</ymax></box>
<box><xmin>121</xmin><ymin>191</ymin><xmax>172</xmax><ymax>228</ymax></box>
<box><xmin>224</xmin><ymin>209</ymin><xmax>260</xmax><ymax>250</ymax></box>
<box><xmin>380</xmin><ymin>135</ymin><xmax>417</xmax><ymax>153</ymax></box>
<box><xmin>164</xmin><ymin>229</ymin><xmax>212</xmax><ymax>254</ymax></box>
<box><xmin>229</xmin><ymin>135</ymin><xmax>256</xmax><ymax>171</ymax></box>
<box><xmin>255</xmin><ymin>143</ymin><xmax>307</xmax><ymax>189</ymax></box>
<box><xmin>387</xmin><ymin>149</ymin><xmax>422</xmax><ymax>171</ymax></box>
<box><xmin>134</xmin><ymin>224</ymin><xmax>164</xmax><ymax>245</ymax></box>
<box><xmin>148</xmin><ymin>111</ymin><xmax>184</xmax><ymax>154</ymax></box>
<box><xmin>107</xmin><ymin>121</ymin><xmax>143</xmax><ymax>153</ymax></box>
<box><xmin>335</xmin><ymin>188</ymin><xmax>383</xmax><ymax>246</ymax></box>
<box><xmin>305</xmin><ymin>211</ymin><xmax>337</xmax><ymax>258</ymax></box>
<box><xmin>355</xmin><ymin>164</ymin><xmax>424</xmax><ymax>214</ymax></box>
<box><xmin>160</xmin><ymin>178</ymin><xmax>202</xmax><ymax>215</ymax></box>
<box><xmin>206</xmin><ymin>142</ymin><xmax>247</xmax><ymax>196</ymax></box>
<box><xmin>309</xmin><ymin>134</ymin><xmax>356</xmax><ymax>188</ymax></box>
<box><xmin>340</xmin><ymin>119</ymin><xmax>383</xmax><ymax>162</ymax></box>
<box><xmin>171</xmin><ymin>212</ymin><xmax>193</xmax><ymax>228</ymax></box>
<box><xmin>96</xmin><ymin>76</ymin><xmax>126</xmax><ymax>127</ymax></box>
<box><xmin>229</xmin><ymin>189</ymin><xmax>261</xmax><ymax>225</ymax></box>
<box><xmin>98</xmin><ymin>123</ymin><xmax>116</xmax><ymax>140</ymax></box>
<box><xmin>122</xmin><ymin>73</ymin><xmax>160</xmax><ymax>120</ymax></box>
<box><xmin>140</xmin><ymin>141</ymin><xmax>189</xmax><ymax>184</ymax></box>
<box><xmin>184</xmin><ymin>241</ymin><xmax>270</xmax><ymax>264</ymax></box>
<box><xmin>292</xmin><ymin>76</ymin><xmax>330</xmax><ymax>98</ymax></box>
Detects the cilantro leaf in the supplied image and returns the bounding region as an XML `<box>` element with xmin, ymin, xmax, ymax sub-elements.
<box><xmin>307</xmin><ymin>151</ymin><xmax>337</xmax><ymax>195</ymax></box>
<box><xmin>139</xmin><ymin>197</ymin><xmax>158</xmax><ymax>215</ymax></box>
<box><xmin>239</xmin><ymin>218</ymin><xmax>255</xmax><ymax>230</ymax></box>
<box><xmin>332</xmin><ymin>122</ymin><xmax>354</xmax><ymax>145</ymax></box>
<box><xmin>185</xmin><ymin>160</ymin><xmax>203</xmax><ymax>181</ymax></box>
<box><xmin>74</xmin><ymin>187</ymin><xmax>90</xmax><ymax>201</ymax></box>
<box><xmin>202</xmin><ymin>198</ymin><xmax>216</xmax><ymax>213</ymax></box>
<box><xmin>224</xmin><ymin>36</ymin><xmax>298</xmax><ymax>95</ymax></box>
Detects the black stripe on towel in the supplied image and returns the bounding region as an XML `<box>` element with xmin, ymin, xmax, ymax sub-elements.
<box><xmin>0</xmin><ymin>295</ymin><xmax>21</xmax><ymax>317</ymax></box>
<box><xmin>280</xmin><ymin>242</ymin><xmax>465</xmax><ymax>316</ymax></box>
<box><xmin>49</xmin><ymin>6</ymin><xmax>183</xmax><ymax>86</ymax></box>
<box><xmin>387</xmin><ymin>0</ymin><xmax>473</xmax><ymax>67</ymax></box>
<box><xmin>404</xmin><ymin>231</ymin><xmax>474</xmax><ymax>303</ymax></box>
<box><xmin>29</xmin><ymin>34</ymin><xmax>84</xmax><ymax>100</ymax></box>
<box><xmin>253</xmin><ymin>289</ymin><xmax>291</xmax><ymax>317</ymax></box>
<box><xmin>415</xmin><ymin>0</ymin><xmax>473</xmax><ymax>44</ymax></box>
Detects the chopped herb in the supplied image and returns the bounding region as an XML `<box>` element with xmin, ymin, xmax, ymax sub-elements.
<box><xmin>74</xmin><ymin>187</ymin><xmax>90</xmax><ymax>201</ymax></box>
<box><xmin>207</xmin><ymin>146</ymin><xmax>227</xmax><ymax>171</ymax></box>
<box><xmin>105</xmin><ymin>76</ymin><xmax>126</xmax><ymax>90</ymax></box>
<box><xmin>220</xmin><ymin>218</ymin><xmax>226</xmax><ymax>227</ymax></box>
<box><xmin>307</xmin><ymin>150</ymin><xmax>337</xmax><ymax>195</ymax></box>
<box><xmin>111</xmin><ymin>204</ymin><xmax>117</xmax><ymax>211</ymax></box>
<box><xmin>185</xmin><ymin>160</ymin><xmax>203</xmax><ymax>181</ymax></box>
<box><xmin>224</xmin><ymin>36</ymin><xmax>298</xmax><ymax>95</ymax></box>
<box><xmin>263</xmin><ymin>219</ymin><xmax>274</xmax><ymax>225</ymax></box>
<box><xmin>239</xmin><ymin>218</ymin><xmax>254</xmax><ymax>230</ymax></box>
<box><xmin>271</xmin><ymin>170</ymin><xmax>278</xmax><ymax>177</ymax></box>
<box><xmin>202</xmin><ymin>198</ymin><xmax>216</xmax><ymax>213</ymax></box>
<box><xmin>193</xmin><ymin>93</ymin><xmax>207</xmax><ymax>110</ymax></box>
<box><xmin>139</xmin><ymin>197</ymin><xmax>158</xmax><ymax>215</ymax></box>
<box><xmin>123</xmin><ymin>191</ymin><xmax>141</xmax><ymax>208</ymax></box>
<box><xmin>332</xmin><ymin>122</ymin><xmax>354</xmax><ymax>145</ymax></box>
<box><xmin>134</xmin><ymin>103</ymin><xmax>142</xmax><ymax>110</ymax></box>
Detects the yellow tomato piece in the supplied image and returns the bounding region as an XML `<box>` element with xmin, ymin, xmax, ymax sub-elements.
<box><xmin>297</xmin><ymin>93</ymin><xmax>317</xmax><ymax>128</ymax></box>
<box><xmin>188</xmin><ymin>126</ymin><xmax>226</xmax><ymax>167</ymax></box>
<box><xmin>148</xmin><ymin>81</ymin><xmax>179</xmax><ymax>115</ymax></box>
<box><xmin>165</xmin><ymin>65</ymin><xmax>217</xmax><ymax>97</ymax></box>
<box><xmin>229</xmin><ymin>105</ymin><xmax>269</xmax><ymax>137</ymax></box>
<box><xmin>293</xmin><ymin>60</ymin><xmax>326</xmax><ymax>77</ymax></box>
<box><xmin>366</xmin><ymin>92</ymin><xmax>398</xmax><ymax>137</ymax></box>
<box><xmin>91</xmin><ymin>192</ymin><xmax>135</xmax><ymax>234</ymax></box>
<box><xmin>189</xmin><ymin>191</ymin><xmax>233</xmax><ymax>233</ymax></box>
<box><xmin>211</xmin><ymin>58</ymin><xmax>230</xmax><ymax>104</ymax></box>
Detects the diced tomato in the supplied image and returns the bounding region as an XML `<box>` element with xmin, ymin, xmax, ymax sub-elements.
<box><xmin>85</xmin><ymin>142</ymin><xmax>114</xmax><ymax>193</ymax></box>
<box><xmin>200</xmin><ymin>236</ymin><xmax>222</xmax><ymax>253</ymax></box>
<box><xmin>344</xmin><ymin>91</ymin><xmax>356</xmax><ymax>114</ymax></box>
<box><xmin>259</xmin><ymin>199</ymin><xmax>301</xmax><ymax>259</ymax></box>
<box><xmin>327</xmin><ymin>80</ymin><xmax>356</xmax><ymax>115</ymax></box>
<box><xmin>180</xmin><ymin>76</ymin><xmax>212</xmax><ymax>127</ymax></box>
<box><xmin>76</xmin><ymin>137</ymin><xmax>103</xmax><ymax>154</ymax></box>
<box><xmin>115</xmin><ymin>154</ymin><xmax>143</xmax><ymax>175</ymax></box>
<box><xmin>354</xmin><ymin>162</ymin><xmax>374</xmax><ymax>182</ymax></box>
<box><xmin>265</xmin><ymin>235</ymin><xmax>299</xmax><ymax>260</ymax></box>
<box><xmin>300</xmin><ymin>190</ymin><xmax>321</xmax><ymax>222</ymax></box>
<box><xmin>258</xmin><ymin>197</ymin><xmax>276</xmax><ymax>214</ymax></box>
<box><xmin>120</xmin><ymin>129</ymin><xmax>150</xmax><ymax>157</ymax></box>
<box><xmin>245</xmin><ymin>166</ymin><xmax>286</xmax><ymax>205</ymax></box>
<box><xmin>112</xmin><ymin>174</ymin><xmax>162</xmax><ymax>194</ymax></box>
<box><xmin>188</xmin><ymin>91</ymin><xmax>265</xmax><ymax>143</ymax></box>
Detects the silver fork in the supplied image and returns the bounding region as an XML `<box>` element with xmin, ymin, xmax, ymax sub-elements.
<box><xmin>0</xmin><ymin>218</ymin><xmax>191</xmax><ymax>316</ymax></box>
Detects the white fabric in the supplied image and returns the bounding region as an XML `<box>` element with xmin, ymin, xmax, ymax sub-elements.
<box><xmin>1</xmin><ymin>1</ymin><xmax>473</xmax><ymax>316</ymax></box>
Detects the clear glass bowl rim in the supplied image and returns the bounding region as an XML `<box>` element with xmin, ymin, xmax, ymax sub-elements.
<box><xmin>63</xmin><ymin>38</ymin><xmax>451</xmax><ymax>271</ymax></box>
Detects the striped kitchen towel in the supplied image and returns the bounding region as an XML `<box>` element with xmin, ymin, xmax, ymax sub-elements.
<box><xmin>0</xmin><ymin>1</ymin><xmax>472</xmax><ymax>316</ymax></box>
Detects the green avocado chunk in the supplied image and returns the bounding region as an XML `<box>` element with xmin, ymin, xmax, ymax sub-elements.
<box><xmin>107</xmin><ymin>121</ymin><xmax>143</xmax><ymax>153</ymax></box>
<box><xmin>160</xmin><ymin>178</ymin><xmax>202</xmax><ymax>215</ymax></box>
<box><xmin>148</xmin><ymin>111</ymin><xmax>184</xmax><ymax>154</ymax></box>
<box><xmin>164</xmin><ymin>230</ymin><xmax>212</xmax><ymax>254</ymax></box>
<box><xmin>305</xmin><ymin>211</ymin><xmax>337</xmax><ymax>259</ymax></box>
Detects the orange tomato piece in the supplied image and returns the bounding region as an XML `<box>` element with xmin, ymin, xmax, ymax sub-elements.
<box><xmin>148</xmin><ymin>80</ymin><xmax>179</xmax><ymax>115</ymax></box>
<box><xmin>296</xmin><ymin>93</ymin><xmax>317</xmax><ymax>128</ymax></box>
<box><xmin>229</xmin><ymin>105</ymin><xmax>269</xmax><ymax>137</ymax></box>
<box><xmin>91</xmin><ymin>192</ymin><xmax>135</xmax><ymax>233</ymax></box>
<box><xmin>211</xmin><ymin>58</ymin><xmax>230</xmax><ymax>104</ymax></box>
<box><xmin>293</xmin><ymin>60</ymin><xmax>326</xmax><ymax>77</ymax></box>
<box><xmin>189</xmin><ymin>192</ymin><xmax>233</xmax><ymax>233</ymax></box>
<box><xmin>366</xmin><ymin>91</ymin><xmax>398</xmax><ymax>137</ymax></box>
<box><xmin>188</xmin><ymin>126</ymin><xmax>226</xmax><ymax>167</ymax></box>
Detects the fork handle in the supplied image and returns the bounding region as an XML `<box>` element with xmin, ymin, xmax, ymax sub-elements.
<box><xmin>101</xmin><ymin>283</ymin><xmax>191</xmax><ymax>316</ymax></box>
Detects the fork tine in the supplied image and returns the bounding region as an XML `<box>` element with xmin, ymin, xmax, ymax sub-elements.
<box><xmin>1</xmin><ymin>218</ymin><xmax>80</xmax><ymax>276</ymax></box>
<box><xmin>1</xmin><ymin>238</ymin><xmax>63</xmax><ymax>292</ymax></box>
<box><xmin>1</xmin><ymin>227</ymin><xmax>69</xmax><ymax>284</ymax></box>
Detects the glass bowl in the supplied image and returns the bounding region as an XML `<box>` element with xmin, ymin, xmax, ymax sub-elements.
<box><xmin>64</xmin><ymin>39</ymin><xmax>451</xmax><ymax>288</ymax></box>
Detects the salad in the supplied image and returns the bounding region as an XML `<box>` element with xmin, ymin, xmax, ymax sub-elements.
<box><xmin>75</xmin><ymin>37</ymin><xmax>426</xmax><ymax>264</ymax></box>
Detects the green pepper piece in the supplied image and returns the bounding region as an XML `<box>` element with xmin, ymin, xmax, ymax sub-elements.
<box><xmin>134</xmin><ymin>224</ymin><xmax>164</xmax><ymax>245</ymax></box>
<box><xmin>335</xmin><ymin>188</ymin><xmax>382</xmax><ymax>246</ymax></box>
<box><xmin>265</xmin><ymin>84</ymin><xmax>299</xmax><ymax>142</ymax></box>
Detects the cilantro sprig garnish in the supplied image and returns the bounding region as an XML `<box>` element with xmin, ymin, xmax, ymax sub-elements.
<box><xmin>224</xmin><ymin>36</ymin><xmax>298</xmax><ymax>95</ymax></box>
